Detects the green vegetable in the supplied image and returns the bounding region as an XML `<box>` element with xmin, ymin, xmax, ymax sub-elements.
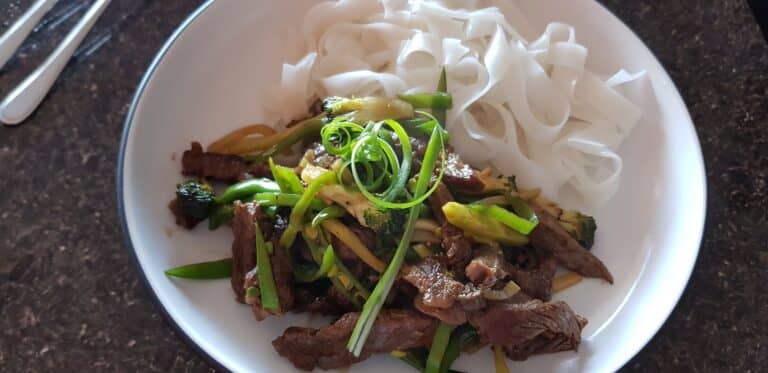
<box><xmin>244</xmin><ymin>115</ymin><xmax>325</xmax><ymax>163</ymax></box>
<box><xmin>398</xmin><ymin>348</ymin><xmax>428</xmax><ymax>371</ymax></box>
<box><xmin>323</xmin><ymin>96</ymin><xmax>414</xmax><ymax>123</ymax></box>
<box><xmin>440</xmin><ymin>324</ymin><xmax>479</xmax><ymax>373</ymax></box>
<box><xmin>442</xmin><ymin>202</ymin><xmax>529</xmax><ymax>246</ymax></box>
<box><xmin>301</xmin><ymin>229</ymin><xmax>370</xmax><ymax>307</ymax></box>
<box><xmin>255</xmin><ymin>222</ymin><xmax>279</xmax><ymax>311</ymax></box>
<box><xmin>483</xmin><ymin>205</ymin><xmax>538</xmax><ymax>235</ymax></box>
<box><xmin>363</xmin><ymin>207</ymin><xmax>408</xmax><ymax>250</ymax></box>
<box><xmin>434</xmin><ymin>67</ymin><xmax>448</xmax><ymax>127</ymax></box>
<box><xmin>269</xmin><ymin>158</ymin><xmax>304</xmax><ymax>194</ymax></box>
<box><xmin>208</xmin><ymin>204</ymin><xmax>234</xmax><ymax>230</ymax></box>
<box><xmin>350</xmin><ymin>117</ymin><xmax>445</xmax><ymax>210</ymax></box>
<box><xmin>311</xmin><ymin>205</ymin><xmax>347</xmax><ymax>227</ymax></box>
<box><xmin>398</xmin><ymin>92</ymin><xmax>453</xmax><ymax>110</ymax></box>
<box><xmin>280</xmin><ymin>171</ymin><xmax>337</xmax><ymax>249</ymax></box>
<box><xmin>175</xmin><ymin>180</ymin><xmax>215</xmax><ymax>220</ymax></box>
<box><xmin>559</xmin><ymin>210</ymin><xmax>597</xmax><ymax>249</ymax></box>
<box><xmin>293</xmin><ymin>244</ymin><xmax>336</xmax><ymax>282</ymax></box>
<box><xmin>215</xmin><ymin>178</ymin><xmax>279</xmax><ymax>204</ymax></box>
<box><xmin>251</xmin><ymin>192</ymin><xmax>326</xmax><ymax>210</ymax></box>
<box><xmin>164</xmin><ymin>258</ymin><xmax>232</xmax><ymax>279</ymax></box>
<box><xmin>347</xmin><ymin>124</ymin><xmax>446</xmax><ymax>357</ymax></box>
<box><xmin>426</xmin><ymin>322</ymin><xmax>455</xmax><ymax>373</ymax></box>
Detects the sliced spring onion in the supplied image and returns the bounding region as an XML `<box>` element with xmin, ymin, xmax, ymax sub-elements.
<box><xmin>230</xmin><ymin>114</ymin><xmax>324</xmax><ymax>157</ymax></box>
<box><xmin>471</xmin><ymin>195</ymin><xmax>511</xmax><ymax>206</ymax></box>
<box><xmin>208</xmin><ymin>204</ymin><xmax>234</xmax><ymax>230</ymax></box>
<box><xmin>250</xmin><ymin>192</ymin><xmax>326</xmax><ymax>210</ymax></box>
<box><xmin>346</xmin><ymin>124</ymin><xmax>446</xmax><ymax>357</ymax></box>
<box><xmin>321</xmin><ymin>218</ymin><xmax>386</xmax><ymax>272</ymax></box>
<box><xmin>350</xmin><ymin>116</ymin><xmax>446</xmax><ymax>210</ymax></box>
<box><xmin>207</xmin><ymin>124</ymin><xmax>277</xmax><ymax>153</ymax></box>
<box><xmin>481</xmin><ymin>205</ymin><xmax>538</xmax><ymax>235</ymax></box>
<box><xmin>311</xmin><ymin>205</ymin><xmax>347</xmax><ymax>227</ymax></box>
<box><xmin>254</xmin><ymin>223</ymin><xmax>279</xmax><ymax>311</ymax></box>
<box><xmin>164</xmin><ymin>258</ymin><xmax>232</xmax><ymax>279</ymax></box>
<box><xmin>439</xmin><ymin>324</ymin><xmax>479</xmax><ymax>373</ymax></box>
<box><xmin>215</xmin><ymin>178</ymin><xmax>280</xmax><ymax>204</ymax></box>
<box><xmin>425</xmin><ymin>322</ymin><xmax>455</xmax><ymax>373</ymax></box>
<box><xmin>270</xmin><ymin>158</ymin><xmax>304</xmax><ymax>194</ymax></box>
<box><xmin>442</xmin><ymin>202</ymin><xmax>529</xmax><ymax>246</ymax></box>
<box><xmin>398</xmin><ymin>92</ymin><xmax>453</xmax><ymax>110</ymax></box>
<box><xmin>294</xmin><ymin>245</ymin><xmax>336</xmax><ymax>283</ymax></box>
<box><xmin>434</xmin><ymin>67</ymin><xmax>448</xmax><ymax>127</ymax></box>
<box><xmin>280</xmin><ymin>171</ymin><xmax>337</xmax><ymax>249</ymax></box>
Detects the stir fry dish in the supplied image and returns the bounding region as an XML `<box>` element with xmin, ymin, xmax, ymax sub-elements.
<box><xmin>166</xmin><ymin>72</ymin><xmax>612</xmax><ymax>372</ymax></box>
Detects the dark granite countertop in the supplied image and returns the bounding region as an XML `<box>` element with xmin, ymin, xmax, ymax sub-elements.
<box><xmin>0</xmin><ymin>0</ymin><xmax>765</xmax><ymax>371</ymax></box>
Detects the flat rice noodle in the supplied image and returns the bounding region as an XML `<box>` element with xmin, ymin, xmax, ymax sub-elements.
<box><xmin>264</xmin><ymin>0</ymin><xmax>653</xmax><ymax>208</ymax></box>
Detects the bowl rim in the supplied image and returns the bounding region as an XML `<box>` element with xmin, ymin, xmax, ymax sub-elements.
<box><xmin>116</xmin><ymin>1</ymin><xmax>707</xmax><ymax>371</ymax></box>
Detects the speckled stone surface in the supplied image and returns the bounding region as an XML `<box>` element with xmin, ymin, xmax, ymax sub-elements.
<box><xmin>0</xmin><ymin>0</ymin><xmax>765</xmax><ymax>372</ymax></box>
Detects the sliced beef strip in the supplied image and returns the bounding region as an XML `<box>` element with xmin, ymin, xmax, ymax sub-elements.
<box><xmin>181</xmin><ymin>141</ymin><xmax>269</xmax><ymax>182</ymax></box>
<box><xmin>403</xmin><ymin>257</ymin><xmax>464</xmax><ymax>309</ymax></box>
<box><xmin>529</xmin><ymin>205</ymin><xmax>613</xmax><ymax>283</ymax></box>
<box><xmin>272</xmin><ymin>309</ymin><xmax>437</xmax><ymax>371</ymax></box>
<box><xmin>506</xmin><ymin>254</ymin><xmax>557</xmax><ymax>301</ymax></box>
<box><xmin>456</xmin><ymin>283</ymin><xmax>486</xmax><ymax>311</ymax></box>
<box><xmin>230</xmin><ymin>202</ymin><xmax>259</xmax><ymax>303</ymax></box>
<box><xmin>427</xmin><ymin>183</ymin><xmax>472</xmax><ymax>270</ymax></box>
<box><xmin>293</xmin><ymin>282</ymin><xmax>357</xmax><ymax>316</ymax></box>
<box><xmin>414</xmin><ymin>294</ymin><xmax>467</xmax><ymax>325</ymax></box>
<box><xmin>442</xmin><ymin>152</ymin><xmax>486</xmax><ymax>193</ymax></box>
<box><xmin>468</xmin><ymin>300</ymin><xmax>587</xmax><ymax>361</ymax></box>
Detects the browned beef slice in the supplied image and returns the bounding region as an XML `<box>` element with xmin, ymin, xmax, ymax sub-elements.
<box><xmin>465</xmin><ymin>248</ymin><xmax>510</xmax><ymax>288</ymax></box>
<box><xmin>506</xmin><ymin>254</ymin><xmax>557</xmax><ymax>301</ymax></box>
<box><xmin>181</xmin><ymin>142</ymin><xmax>269</xmax><ymax>182</ymax></box>
<box><xmin>403</xmin><ymin>257</ymin><xmax>464</xmax><ymax>309</ymax></box>
<box><xmin>442</xmin><ymin>152</ymin><xmax>485</xmax><ymax>193</ymax></box>
<box><xmin>293</xmin><ymin>285</ymin><xmax>357</xmax><ymax>316</ymax></box>
<box><xmin>427</xmin><ymin>183</ymin><xmax>472</xmax><ymax>269</ymax></box>
<box><xmin>469</xmin><ymin>300</ymin><xmax>587</xmax><ymax>361</ymax></box>
<box><xmin>231</xmin><ymin>202</ymin><xmax>258</xmax><ymax>303</ymax></box>
<box><xmin>529</xmin><ymin>205</ymin><xmax>613</xmax><ymax>283</ymax></box>
<box><xmin>272</xmin><ymin>309</ymin><xmax>437</xmax><ymax>370</ymax></box>
<box><xmin>414</xmin><ymin>295</ymin><xmax>467</xmax><ymax>325</ymax></box>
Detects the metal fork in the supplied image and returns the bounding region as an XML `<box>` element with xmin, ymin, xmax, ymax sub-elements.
<box><xmin>0</xmin><ymin>0</ymin><xmax>112</xmax><ymax>125</ymax></box>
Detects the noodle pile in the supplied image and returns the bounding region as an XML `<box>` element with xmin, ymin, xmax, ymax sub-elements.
<box><xmin>263</xmin><ymin>0</ymin><xmax>647</xmax><ymax>207</ymax></box>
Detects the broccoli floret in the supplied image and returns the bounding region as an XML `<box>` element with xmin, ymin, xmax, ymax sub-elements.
<box><xmin>363</xmin><ymin>207</ymin><xmax>408</xmax><ymax>257</ymax></box>
<box><xmin>365</xmin><ymin>206</ymin><xmax>407</xmax><ymax>235</ymax></box>
<box><xmin>175</xmin><ymin>180</ymin><xmax>215</xmax><ymax>220</ymax></box>
<box><xmin>527</xmin><ymin>193</ymin><xmax>597</xmax><ymax>249</ymax></box>
<box><xmin>322</xmin><ymin>96</ymin><xmax>414</xmax><ymax>124</ymax></box>
<box><xmin>558</xmin><ymin>210</ymin><xmax>597</xmax><ymax>249</ymax></box>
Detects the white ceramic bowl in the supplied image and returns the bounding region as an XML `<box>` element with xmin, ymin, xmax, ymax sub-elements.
<box><xmin>118</xmin><ymin>0</ymin><xmax>706</xmax><ymax>372</ymax></box>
